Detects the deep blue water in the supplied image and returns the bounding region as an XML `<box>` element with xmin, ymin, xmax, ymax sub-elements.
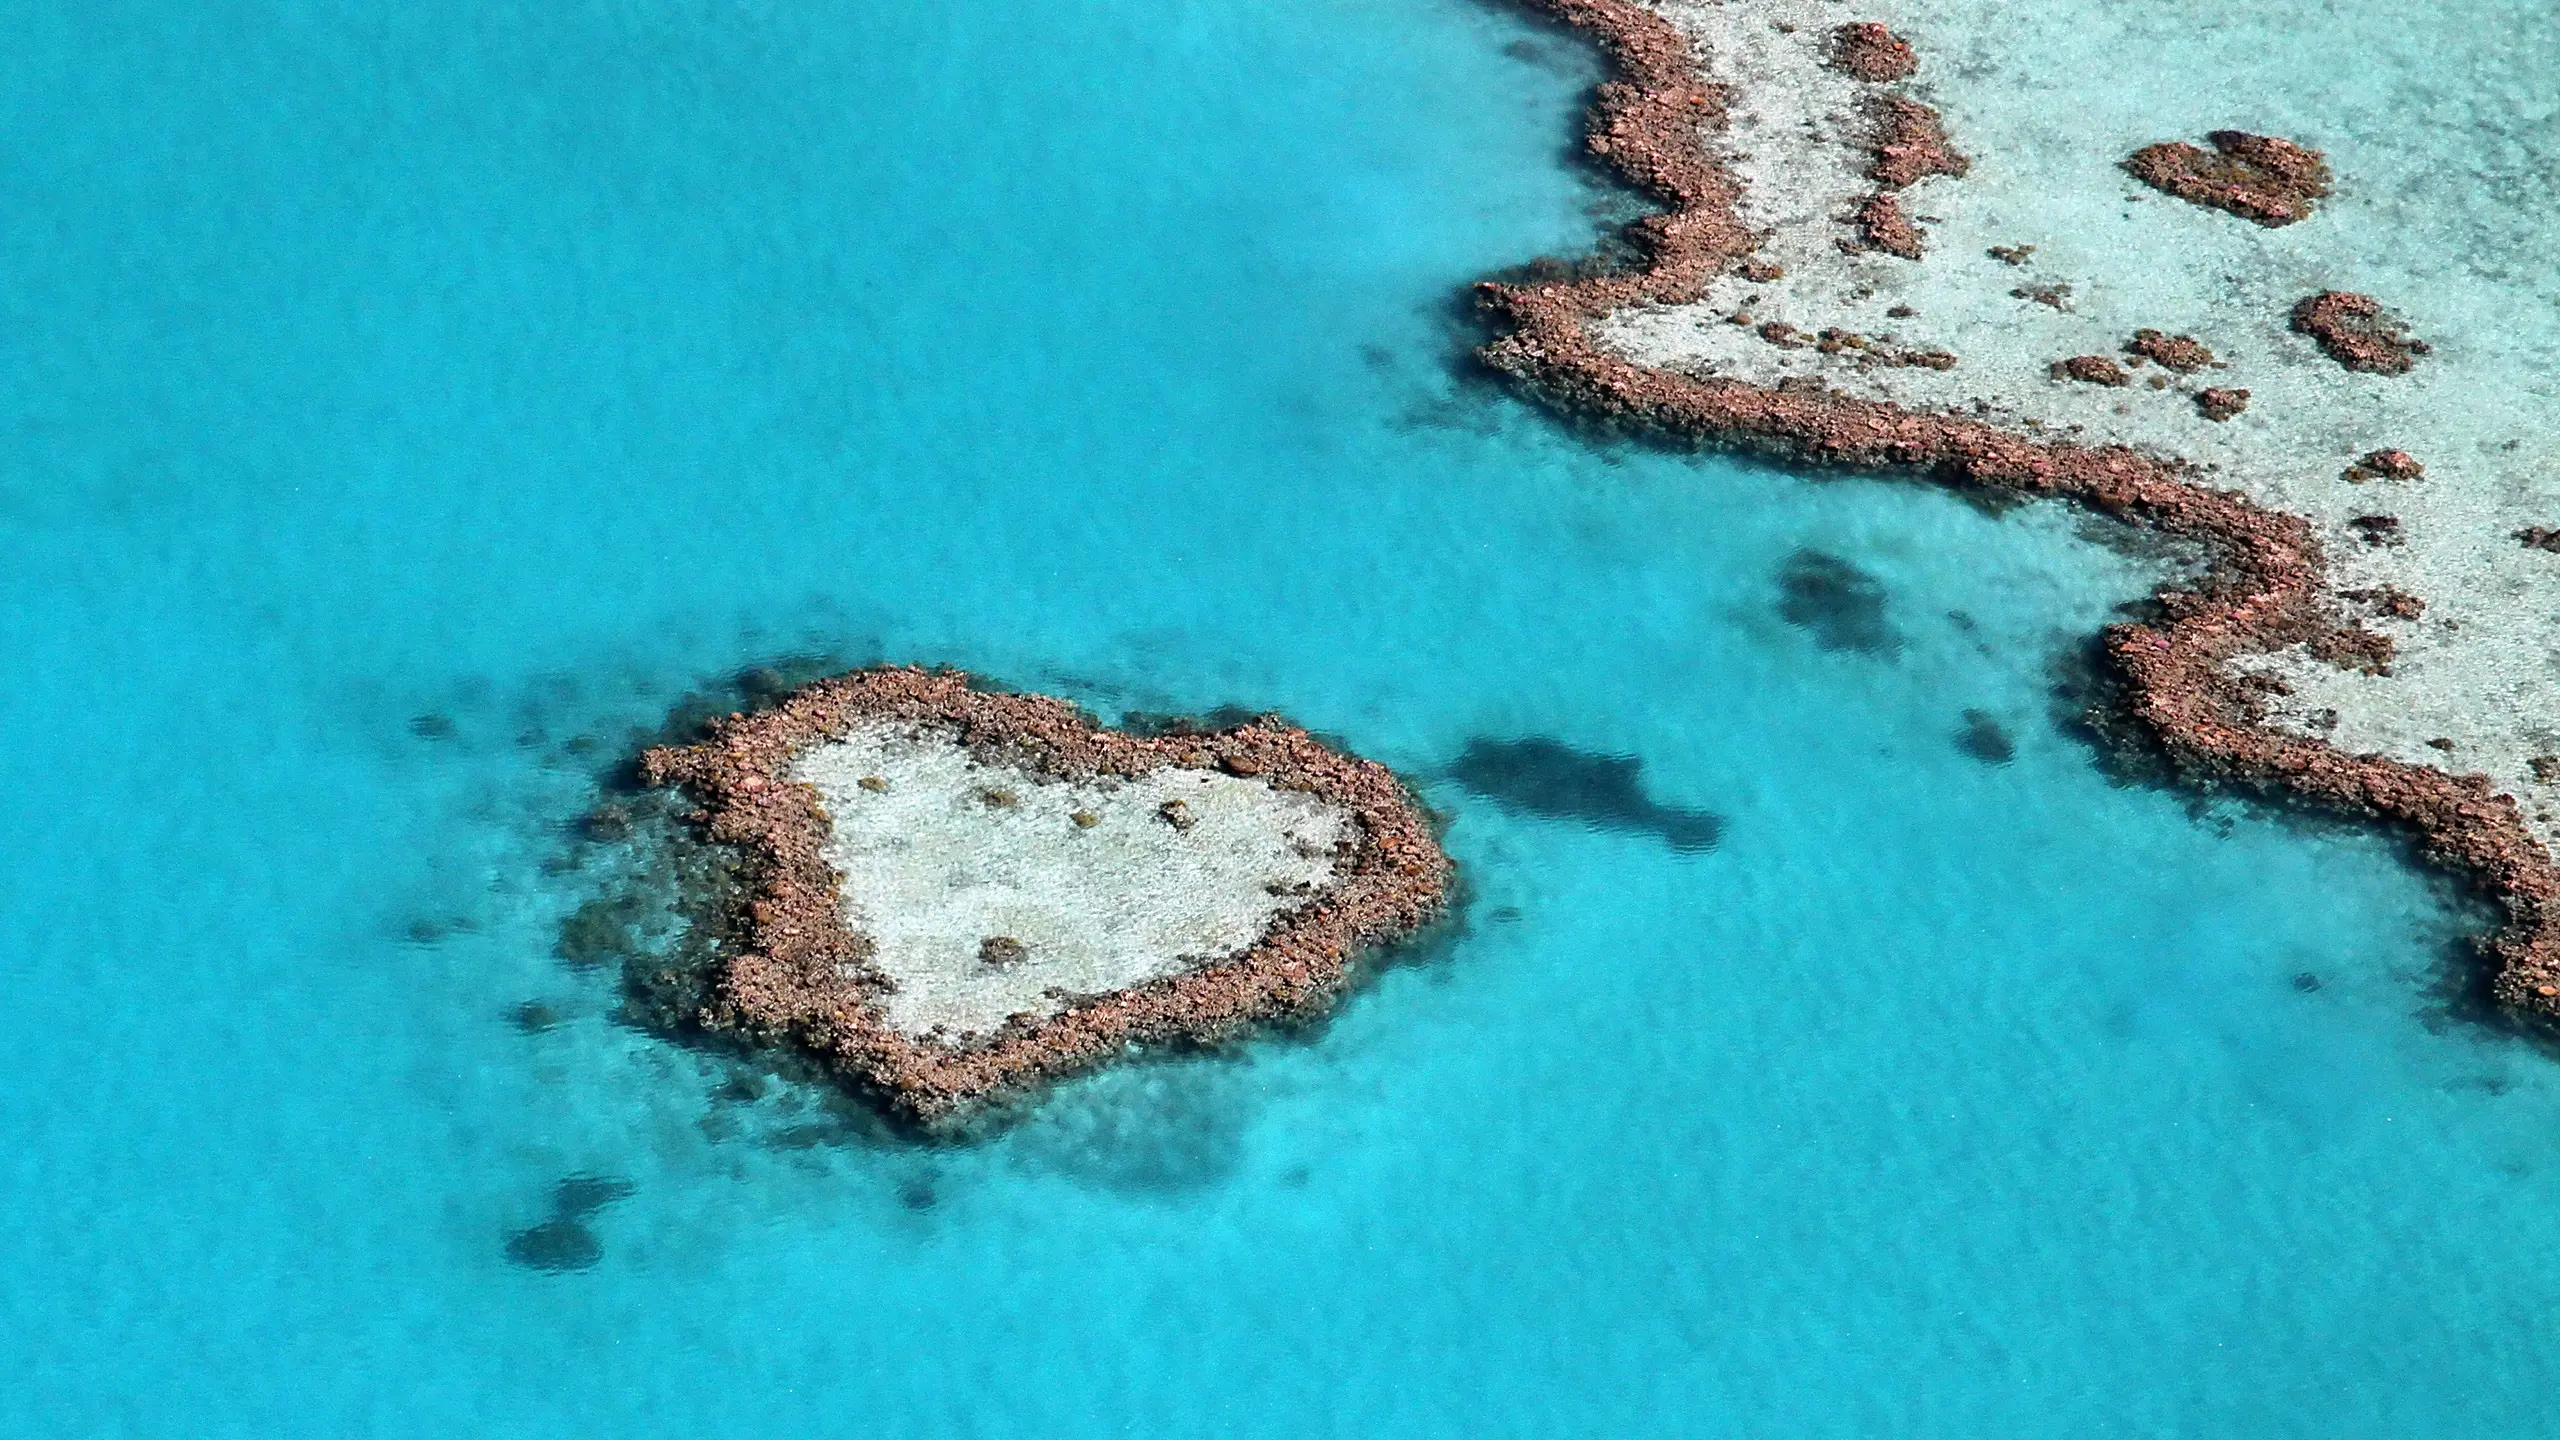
<box><xmin>6</xmin><ymin>1</ymin><xmax>2559</xmax><ymax>1435</ymax></box>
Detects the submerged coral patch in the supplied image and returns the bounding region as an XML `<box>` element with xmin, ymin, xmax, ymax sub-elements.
<box><xmin>2195</xmin><ymin>387</ymin><xmax>2250</xmax><ymax>421</ymax></box>
<box><xmin>551</xmin><ymin>1174</ymin><xmax>636</xmax><ymax>1219</ymax></box>
<box><xmin>2348</xmin><ymin>514</ymin><xmax>2404</xmax><ymax>548</ymax></box>
<box><xmin>2345</xmin><ymin>449</ymin><xmax>2425</xmax><ymax>483</ymax></box>
<box><xmin>556</xmin><ymin>893</ymin><xmax>648</xmax><ymax>970</ymax></box>
<box><xmin>502</xmin><ymin>1173</ymin><xmax>635</xmax><ymax>1274</ymax></box>
<box><xmin>1955</xmin><ymin>710</ymin><xmax>2017</xmax><ymax>765</ymax></box>
<box><xmin>504</xmin><ymin>1218</ymin><xmax>601</xmax><ymax>1273</ymax></box>
<box><xmin>1449</xmin><ymin>737</ymin><xmax>1723</xmax><ymax>851</ymax></box>
<box><xmin>1848</xmin><ymin>193</ymin><xmax>1925</xmax><ymax>260</ymax></box>
<box><xmin>1777</xmin><ymin>549</ymin><xmax>1901</xmax><ymax>657</ymax></box>
<box><xmin>2051</xmin><ymin>355</ymin><xmax>2130</xmax><ymax>387</ymax></box>
<box><xmin>1863</xmin><ymin>95</ymin><xmax>1969</xmax><ymax>190</ymax></box>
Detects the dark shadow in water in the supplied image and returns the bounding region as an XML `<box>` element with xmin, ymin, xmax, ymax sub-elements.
<box><xmin>1449</xmin><ymin>737</ymin><xmax>1722</xmax><ymax>851</ymax></box>
<box><xmin>557</xmin><ymin>893</ymin><xmax>651</xmax><ymax>971</ymax></box>
<box><xmin>1954</xmin><ymin>709</ymin><xmax>2016</xmax><ymax>765</ymax></box>
<box><xmin>552</xmin><ymin>1174</ymin><xmax>636</xmax><ymax>1219</ymax></box>
<box><xmin>895</xmin><ymin>1174</ymin><xmax>940</xmax><ymax>1212</ymax></box>
<box><xmin>503</xmin><ymin>1172</ymin><xmax>636</xmax><ymax>1274</ymax></box>
<box><xmin>504</xmin><ymin>1219</ymin><xmax>600</xmax><ymax>1273</ymax></box>
<box><xmin>1776</xmin><ymin>549</ymin><xmax>1901</xmax><ymax>657</ymax></box>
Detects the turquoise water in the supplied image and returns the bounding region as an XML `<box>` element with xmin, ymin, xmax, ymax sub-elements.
<box><xmin>5</xmin><ymin>0</ymin><xmax>2559</xmax><ymax>1434</ymax></box>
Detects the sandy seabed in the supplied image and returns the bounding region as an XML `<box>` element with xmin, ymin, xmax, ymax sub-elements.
<box><xmin>793</xmin><ymin>721</ymin><xmax>1351</xmax><ymax>1040</ymax></box>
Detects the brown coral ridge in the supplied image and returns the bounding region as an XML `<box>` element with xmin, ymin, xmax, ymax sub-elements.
<box><xmin>1827</xmin><ymin>21</ymin><xmax>1917</xmax><ymax>82</ymax></box>
<box><xmin>638</xmin><ymin>667</ymin><xmax>1451</xmax><ymax>1126</ymax></box>
<box><xmin>2292</xmin><ymin>291</ymin><xmax>2430</xmax><ymax>374</ymax></box>
<box><xmin>1475</xmin><ymin>0</ymin><xmax>2560</xmax><ymax>1019</ymax></box>
<box><xmin>2125</xmin><ymin>131</ymin><xmax>2333</xmax><ymax>226</ymax></box>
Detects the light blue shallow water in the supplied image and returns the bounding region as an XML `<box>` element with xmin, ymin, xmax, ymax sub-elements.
<box><xmin>4</xmin><ymin>1</ymin><xmax>2558</xmax><ymax>1435</ymax></box>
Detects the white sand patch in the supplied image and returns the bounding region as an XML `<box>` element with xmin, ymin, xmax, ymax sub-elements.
<box><xmin>793</xmin><ymin>722</ymin><xmax>1351</xmax><ymax>1039</ymax></box>
<box><xmin>1595</xmin><ymin>0</ymin><xmax>2560</xmax><ymax>844</ymax></box>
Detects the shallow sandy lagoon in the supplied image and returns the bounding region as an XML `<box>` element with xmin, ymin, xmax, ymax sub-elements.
<box><xmin>795</xmin><ymin>722</ymin><xmax>1350</xmax><ymax>1038</ymax></box>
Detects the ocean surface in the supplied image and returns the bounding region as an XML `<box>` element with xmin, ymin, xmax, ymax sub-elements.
<box><xmin>5</xmin><ymin>0</ymin><xmax>2558</xmax><ymax>1434</ymax></box>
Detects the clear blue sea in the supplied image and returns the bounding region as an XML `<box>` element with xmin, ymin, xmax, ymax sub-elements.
<box><xmin>6</xmin><ymin>1</ymin><xmax>2559</xmax><ymax>1435</ymax></box>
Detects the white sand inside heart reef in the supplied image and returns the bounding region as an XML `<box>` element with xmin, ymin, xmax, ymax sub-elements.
<box><xmin>791</xmin><ymin>721</ymin><xmax>1352</xmax><ymax>1039</ymax></box>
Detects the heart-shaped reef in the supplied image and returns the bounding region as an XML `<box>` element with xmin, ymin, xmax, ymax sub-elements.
<box><xmin>638</xmin><ymin>666</ymin><xmax>1451</xmax><ymax>1128</ymax></box>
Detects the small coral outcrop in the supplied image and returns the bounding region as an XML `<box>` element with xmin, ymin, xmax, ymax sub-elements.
<box><xmin>1826</xmin><ymin>21</ymin><xmax>1917</xmax><ymax>82</ymax></box>
<box><xmin>2126</xmin><ymin>329</ymin><xmax>2215</xmax><ymax>373</ymax></box>
<box><xmin>2126</xmin><ymin>131</ymin><xmax>2332</xmax><ymax>226</ymax></box>
<box><xmin>2292</xmin><ymin>291</ymin><xmax>2429</xmax><ymax>374</ymax></box>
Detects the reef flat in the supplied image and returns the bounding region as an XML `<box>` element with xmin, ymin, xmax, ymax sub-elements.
<box><xmin>1478</xmin><ymin>0</ymin><xmax>2560</xmax><ymax>1015</ymax></box>
<box><xmin>638</xmin><ymin>668</ymin><xmax>1449</xmax><ymax>1125</ymax></box>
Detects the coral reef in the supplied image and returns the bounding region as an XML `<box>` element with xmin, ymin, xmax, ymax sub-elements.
<box><xmin>2125</xmin><ymin>131</ymin><xmax>2332</xmax><ymax>226</ymax></box>
<box><xmin>1864</xmin><ymin>95</ymin><xmax>1970</xmax><ymax>189</ymax></box>
<box><xmin>1476</xmin><ymin>0</ymin><xmax>2560</xmax><ymax>1022</ymax></box>
<box><xmin>2342</xmin><ymin>585</ymin><xmax>2427</xmax><ymax>620</ymax></box>
<box><xmin>2052</xmin><ymin>355</ymin><xmax>2130</xmax><ymax>387</ymax></box>
<box><xmin>1848</xmin><ymin>192</ymin><xmax>1925</xmax><ymax>259</ymax></box>
<box><xmin>2126</xmin><ymin>329</ymin><xmax>2215</xmax><ymax>373</ymax></box>
<box><xmin>2196</xmin><ymin>387</ymin><xmax>2250</xmax><ymax>422</ymax></box>
<box><xmin>2345</xmin><ymin>449</ymin><xmax>2425</xmax><ymax>483</ymax></box>
<box><xmin>1826</xmin><ymin>21</ymin><xmax>1916</xmax><ymax>82</ymax></box>
<box><xmin>639</xmin><ymin>667</ymin><xmax>1449</xmax><ymax>1125</ymax></box>
<box><xmin>2292</xmin><ymin>291</ymin><xmax>2430</xmax><ymax>374</ymax></box>
<box><xmin>1821</xmin><ymin>37</ymin><xmax>1968</xmax><ymax>261</ymax></box>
